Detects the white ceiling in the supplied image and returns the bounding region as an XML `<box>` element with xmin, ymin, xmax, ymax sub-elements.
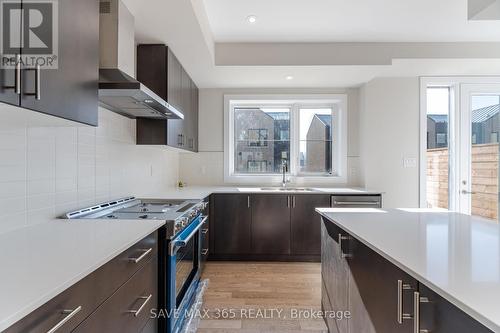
<box><xmin>202</xmin><ymin>0</ymin><xmax>500</xmax><ymax>42</ymax></box>
<box><xmin>123</xmin><ymin>0</ymin><xmax>500</xmax><ymax>88</ymax></box>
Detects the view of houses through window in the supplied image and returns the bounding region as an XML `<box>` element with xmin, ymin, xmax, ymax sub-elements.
<box><xmin>233</xmin><ymin>106</ymin><xmax>333</xmax><ymax>175</ymax></box>
<box><xmin>234</xmin><ymin>108</ymin><xmax>291</xmax><ymax>174</ymax></box>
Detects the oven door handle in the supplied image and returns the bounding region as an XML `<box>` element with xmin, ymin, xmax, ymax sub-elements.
<box><xmin>169</xmin><ymin>215</ymin><xmax>207</xmax><ymax>255</ymax></box>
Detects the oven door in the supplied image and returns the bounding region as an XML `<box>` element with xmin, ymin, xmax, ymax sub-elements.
<box><xmin>166</xmin><ymin>215</ymin><xmax>207</xmax><ymax>332</ymax></box>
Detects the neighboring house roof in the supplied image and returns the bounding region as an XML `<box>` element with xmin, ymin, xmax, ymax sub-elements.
<box><xmin>427</xmin><ymin>114</ymin><xmax>448</xmax><ymax>123</ymax></box>
<box><xmin>471</xmin><ymin>104</ymin><xmax>499</xmax><ymax>123</ymax></box>
<box><xmin>315</xmin><ymin>114</ymin><xmax>331</xmax><ymax>126</ymax></box>
<box><xmin>266</xmin><ymin>112</ymin><xmax>289</xmax><ymax>121</ymax></box>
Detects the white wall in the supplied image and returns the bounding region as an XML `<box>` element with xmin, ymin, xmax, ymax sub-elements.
<box><xmin>359</xmin><ymin>77</ymin><xmax>420</xmax><ymax>208</ymax></box>
<box><xmin>179</xmin><ymin>87</ymin><xmax>363</xmax><ymax>186</ymax></box>
<box><xmin>0</xmin><ymin>105</ymin><xmax>179</xmax><ymax>234</ymax></box>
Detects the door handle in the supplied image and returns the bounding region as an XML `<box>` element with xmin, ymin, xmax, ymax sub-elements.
<box><xmin>3</xmin><ymin>54</ymin><xmax>21</xmax><ymax>94</ymax></box>
<box><xmin>397</xmin><ymin>280</ymin><xmax>413</xmax><ymax>324</ymax></box>
<box><xmin>461</xmin><ymin>190</ymin><xmax>476</xmax><ymax>195</ymax></box>
<box><xmin>46</xmin><ymin>306</ymin><xmax>82</xmax><ymax>333</ymax></box>
<box><xmin>338</xmin><ymin>234</ymin><xmax>352</xmax><ymax>258</ymax></box>
<box><xmin>126</xmin><ymin>294</ymin><xmax>152</xmax><ymax>317</ymax></box>
<box><xmin>25</xmin><ymin>65</ymin><xmax>41</xmax><ymax>100</ymax></box>
<box><xmin>413</xmin><ymin>291</ymin><xmax>430</xmax><ymax>333</ymax></box>
<box><xmin>128</xmin><ymin>248</ymin><xmax>153</xmax><ymax>263</ymax></box>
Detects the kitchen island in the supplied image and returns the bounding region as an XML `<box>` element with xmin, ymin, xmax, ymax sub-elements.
<box><xmin>317</xmin><ymin>207</ymin><xmax>499</xmax><ymax>333</ymax></box>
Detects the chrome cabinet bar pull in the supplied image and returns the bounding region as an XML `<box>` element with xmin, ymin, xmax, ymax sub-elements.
<box><xmin>46</xmin><ymin>305</ymin><xmax>82</xmax><ymax>333</ymax></box>
<box><xmin>397</xmin><ymin>280</ymin><xmax>413</xmax><ymax>324</ymax></box>
<box><xmin>24</xmin><ymin>65</ymin><xmax>41</xmax><ymax>100</ymax></box>
<box><xmin>3</xmin><ymin>54</ymin><xmax>21</xmax><ymax>94</ymax></box>
<box><xmin>127</xmin><ymin>294</ymin><xmax>152</xmax><ymax>317</ymax></box>
<box><xmin>201</xmin><ymin>249</ymin><xmax>208</xmax><ymax>255</ymax></box>
<box><xmin>413</xmin><ymin>291</ymin><xmax>430</xmax><ymax>333</ymax></box>
<box><xmin>333</xmin><ymin>201</ymin><xmax>380</xmax><ymax>206</ymax></box>
<box><xmin>287</xmin><ymin>196</ymin><xmax>290</xmax><ymax>208</ymax></box>
<box><xmin>128</xmin><ymin>248</ymin><xmax>152</xmax><ymax>263</ymax></box>
<box><xmin>16</xmin><ymin>56</ymin><xmax>21</xmax><ymax>94</ymax></box>
<box><xmin>201</xmin><ymin>228</ymin><xmax>208</xmax><ymax>234</ymax></box>
<box><xmin>292</xmin><ymin>196</ymin><xmax>296</xmax><ymax>208</ymax></box>
<box><xmin>35</xmin><ymin>64</ymin><xmax>41</xmax><ymax>100</ymax></box>
<box><xmin>247</xmin><ymin>195</ymin><xmax>250</xmax><ymax>208</ymax></box>
<box><xmin>338</xmin><ymin>234</ymin><xmax>352</xmax><ymax>258</ymax></box>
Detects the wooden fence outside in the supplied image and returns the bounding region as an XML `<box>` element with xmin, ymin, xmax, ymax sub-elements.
<box><xmin>426</xmin><ymin>143</ymin><xmax>499</xmax><ymax>220</ymax></box>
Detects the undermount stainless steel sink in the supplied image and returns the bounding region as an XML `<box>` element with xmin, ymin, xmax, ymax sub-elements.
<box><xmin>260</xmin><ymin>187</ymin><xmax>316</xmax><ymax>192</ymax></box>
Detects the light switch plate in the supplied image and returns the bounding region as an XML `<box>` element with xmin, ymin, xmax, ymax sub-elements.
<box><xmin>403</xmin><ymin>157</ymin><xmax>417</xmax><ymax>168</ymax></box>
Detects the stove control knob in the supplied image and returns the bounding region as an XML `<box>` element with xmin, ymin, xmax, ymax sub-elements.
<box><xmin>182</xmin><ymin>217</ymin><xmax>189</xmax><ymax>226</ymax></box>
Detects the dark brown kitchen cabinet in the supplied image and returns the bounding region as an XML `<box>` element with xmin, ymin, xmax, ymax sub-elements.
<box><xmin>251</xmin><ymin>194</ymin><xmax>291</xmax><ymax>255</ymax></box>
<box><xmin>136</xmin><ymin>44</ymin><xmax>198</xmax><ymax>151</ymax></box>
<box><xmin>321</xmin><ymin>217</ymin><xmax>494</xmax><ymax>333</ymax></box>
<box><xmin>4</xmin><ymin>232</ymin><xmax>158</xmax><ymax>333</ymax></box>
<box><xmin>347</xmin><ymin>232</ymin><xmax>417</xmax><ymax>333</ymax></box>
<box><xmin>416</xmin><ymin>284</ymin><xmax>492</xmax><ymax>333</ymax></box>
<box><xmin>0</xmin><ymin>56</ymin><xmax>20</xmax><ymax>105</ymax></box>
<box><xmin>213</xmin><ymin>194</ymin><xmax>252</xmax><ymax>255</ymax></box>
<box><xmin>73</xmin><ymin>258</ymin><xmax>157</xmax><ymax>333</ymax></box>
<box><xmin>322</xmin><ymin>218</ymin><xmax>417</xmax><ymax>333</ymax></box>
<box><xmin>0</xmin><ymin>0</ymin><xmax>99</xmax><ymax>126</ymax></box>
<box><xmin>210</xmin><ymin>193</ymin><xmax>346</xmax><ymax>260</ymax></box>
<box><xmin>321</xmin><ymin>219</ymin><xmax>349</xmax><ymax>333</ymax></box>
<box><xmin>291</xmin><ymin>194</ymin><xmax>330</xmax><ymax>255</ymax></box>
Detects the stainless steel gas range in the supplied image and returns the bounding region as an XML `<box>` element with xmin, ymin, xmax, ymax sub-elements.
<box><xmin>63</xmin><ymin>197</ymin><xmax>208</xmax><ymax>333</ymax></box>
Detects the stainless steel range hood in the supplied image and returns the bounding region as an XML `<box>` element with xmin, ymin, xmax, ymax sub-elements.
<box><xmin>98</xmin><ymin>0</ymin><xmax>183</xmax><ymax>120</ymax></box>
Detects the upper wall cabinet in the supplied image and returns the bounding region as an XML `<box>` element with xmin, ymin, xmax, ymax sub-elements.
<box><xmin>0</xmin><ymin>0</ymin><xmax>99</xmax><ymax>126</ymax></box>
<box><xmin>136</xmin><ymin>44</ymin><xmax>199</xmax><ymax>152</ymax></box>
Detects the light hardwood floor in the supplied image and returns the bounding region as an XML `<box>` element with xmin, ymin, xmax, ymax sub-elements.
<box><xmin>198</xmin><ymin>262</ymin><xmax>327</xmax><ymax>333</ymax></box>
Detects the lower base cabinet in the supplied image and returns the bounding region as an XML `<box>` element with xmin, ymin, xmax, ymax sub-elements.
<box><xmin>4</xmin><ymin>232</ymin><xmax>158</xmax><ymax>333</ymax></box>
<box><xmin>321</xmin><ymin>218</ymin><xmax>493</xmax><ymax>333</ymax></box>
<box><xmin>211</xmin><ymin>193</ymin><xmax>335</xmax><ymax>261</ymax></box>
<box><xmin>73</xmin><ymin>257</ymin><xmax>157</xmax><ymax>333</ymax></box>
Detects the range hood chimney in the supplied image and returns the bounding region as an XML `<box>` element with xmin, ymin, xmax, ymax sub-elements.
<box><xmin>98</xmin><ymin>0</ymin><xmax>183</xmax><ymax>119</ymax></box>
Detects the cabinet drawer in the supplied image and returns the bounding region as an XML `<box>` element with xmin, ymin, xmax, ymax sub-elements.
<box><xmin>94</xmin><ymin>232</ymin><xmax>157</xmax><ymax>303</ymax></box>
<box><xmin>73</xmin><ymin>257</ymin><xmax>157</xmax><ymax>333</ymax></box>
<box><xmin>4</xmin><ymin>274</ymin><xmax>97</xmax><ymax>333</ymax></box>
<box><xmin>4</xmin><ymin>232</ymin><xmax>158</xmax><ymax>333</ymax></box>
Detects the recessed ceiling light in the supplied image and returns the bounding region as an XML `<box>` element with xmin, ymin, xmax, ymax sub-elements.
<box><xmin>247</xmin><ymin>15</ymin><xmax>257</xmax><ymax>24</ymax></box>
<box><xmin>285</xmin><ymin>75</ymin><xmax>294</xmax><ymax>80</ymax></box>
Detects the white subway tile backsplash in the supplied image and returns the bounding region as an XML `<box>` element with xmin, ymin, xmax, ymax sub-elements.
<box><xmin>0</xmin><ymin>181</ymin><xmax>25</xmax><ymax>199</ymax></box>
<box><xmin>0</xmin><ymin>165</ymin><xmax>26</xmax><ymax>183</ymax></box>
<box><xmin>0</xmin><ymin>106</ymin><xmax>179</xmax><ymax>234</ymax></box>
<box><xmin>27</xmin><ymin>194</ymin><xmax>55</xmax><ymax>211</ymax></box>
<box><xmin>27</xmin><ymin>179</ymin><xmax>55</xmax><ymax>196</ymax></box>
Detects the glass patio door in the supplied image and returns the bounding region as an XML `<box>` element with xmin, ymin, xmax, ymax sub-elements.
<box><xmin>460</xmin><ymin>84</ymin><xmax>500</xmax><ymax>222</ymax></box>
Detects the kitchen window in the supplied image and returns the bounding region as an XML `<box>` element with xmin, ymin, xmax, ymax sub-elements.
<box><xmin>224</xmin><ymin>95</ymin><xmax>348</xmax><ymax>184</ymax></box>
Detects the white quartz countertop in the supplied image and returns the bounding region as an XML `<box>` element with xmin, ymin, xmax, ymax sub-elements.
<box><xmin>140</xmin><ymin>186</ymin><xmax>382</xmax><ymax>200</ymax></box>
<box><xmin>316</xmin><ymin>207</ymin><xmax>500</xmax><ymax>333</ymax></box>
<box><xmin>0</xmin><ymin>218</ymin><xmax>164</xmax><ymax>331</ymax></box>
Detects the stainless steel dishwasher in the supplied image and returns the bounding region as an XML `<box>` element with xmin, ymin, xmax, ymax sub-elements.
<box><xmin>330</xmin><ymin>195</ymin><xmax>382</xmax><ymax>208</ymax></box>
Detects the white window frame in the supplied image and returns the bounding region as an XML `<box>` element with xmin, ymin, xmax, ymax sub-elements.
<box><xmin>419</xmin><ymin>76</ymin><xmax>500</xmax><ymax>210</ymax></box>
<box><xmin>224</xmin><ymin>94</ymin><xmax>348</xmax><ymax>184</ymax></box>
